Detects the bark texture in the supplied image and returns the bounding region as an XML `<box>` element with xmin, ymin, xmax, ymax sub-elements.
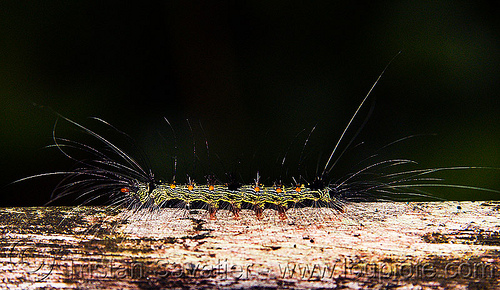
<box><xmin>1</xmin><ymin>201</ymin><xmax>499</xmax><ymax>289</ymax></box>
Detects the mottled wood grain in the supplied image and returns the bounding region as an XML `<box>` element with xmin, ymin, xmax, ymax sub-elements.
<box><xmin>1</xmin><ymin>201</ymin><xmax>499</xmax><ymax>289</ymax></box>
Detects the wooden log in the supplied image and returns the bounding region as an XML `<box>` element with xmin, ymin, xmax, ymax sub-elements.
<box><xmin>1</xmin><ymin>201</ymin><xmax>499</xmax><ymax>289</ymax></box>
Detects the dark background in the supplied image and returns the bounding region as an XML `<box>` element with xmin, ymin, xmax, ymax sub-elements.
<box><xmin>1</xmin><ymin>1</ymin><xmax>499</xmax><ymax>206</ymax></box>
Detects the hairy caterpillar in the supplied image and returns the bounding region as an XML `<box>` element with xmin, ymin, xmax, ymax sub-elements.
<box><xmin>15</xmin><ymin>58</ymin><xmax>498</xmax><ymax>224</ymax></box>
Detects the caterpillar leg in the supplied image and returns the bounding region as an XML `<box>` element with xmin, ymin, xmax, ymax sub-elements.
<box><xmin>209</xmin><ymin>206</ymin><xmax>218</xmax><ymax>220</ymax></box>
<box><xmin>277</xmin><ymin>205</ymin><xmax>287</xmax><ymax>220</ymax></box>
<box><xmin>254</xmin><ymin>206</ymin><xmax>263</xmax><ymax>220</ymax></box>
<box><xmin>230</xmin><ymin>203</ymin><xmax>241</xmax><ymax>220</ymax></box>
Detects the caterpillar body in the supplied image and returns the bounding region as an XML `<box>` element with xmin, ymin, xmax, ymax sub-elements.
<box><xmin>18</xmin><ymin>57</ymin><xmax>498</xmax><ymax>224</ymax></box>
<box><xmin>127</xmin><ymin>175</ymin><xmax>342</xmax><ymax>220</ymax></box>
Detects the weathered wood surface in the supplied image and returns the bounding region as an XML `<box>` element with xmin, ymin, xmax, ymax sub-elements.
<box><xmin>1</xmin><ymin>201</ymin><xmax>499</xmax><ymax>289</ymax></box>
